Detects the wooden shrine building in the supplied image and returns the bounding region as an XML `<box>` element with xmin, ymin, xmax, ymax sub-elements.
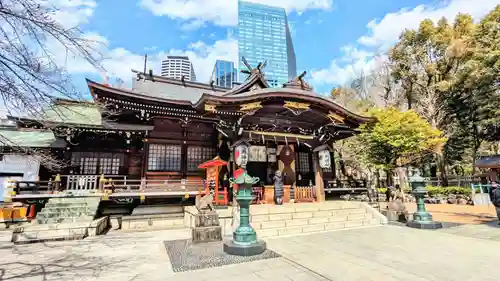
<box><xmin>0</xmin><ymin>61</ymin><xmax>373</xmax><ymax>202</ymax></box>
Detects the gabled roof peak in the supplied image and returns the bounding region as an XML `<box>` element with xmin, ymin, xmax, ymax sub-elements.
<box><xmin>283</xmin><ymin>71</ymin><xmax>313</xmax><ymax>91</ymax></box>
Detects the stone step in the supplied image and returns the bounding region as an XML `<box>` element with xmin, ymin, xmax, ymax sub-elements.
<box><xmin>249</xmin><ymin>208</ymin><xmax>368</xmax><ymax>223</ymax></box>
<box><xmin>11</xmin><ymin>217</ymin><xmax>108</xmax><ymax>244</ymax></box>
<box><xmin>119</xmin><ymin>217</ymin><xmax>185</xmax><ymax>231</ymax></box>
<box><xmin>252</xmin><ymin>212</ymin><xmax>373</xmax><ymax>230</ymax></box>
<box><xmin>257</xmin><ymin>218</ymin><xmax>380</xmax><ymax>238</ymax></box>
<box><xmin>248</xmin><ymin>202</ymin><xmax>367</xmax><ymax>215</ymax></box>
<box><xmin>39</xmin><ymin>207</ymin><xmax>97</xmax><ymax>215</ymax></box>
<box><xmin>47</xmin><ymin>197</ymin><xmax>101</xmax><ymax>205</ymax></box>
<box><xmin>44</xmin><ymin>203</ymin><xmax>98</xmax><ymax>208</ymax></box>
<box><xmin>12</xmin><ymin>227</ymin><xmax>88</xmax><ymax>244</ymax></box>
<box><xmin>36</xmin><ymin>212</ymin><xmax>96</xmax><ymax>220</ymax></box>
<box><xmin>36</xmin><ymin>216</ymin><xmax>94</xmax><ymax>225</ymax></box>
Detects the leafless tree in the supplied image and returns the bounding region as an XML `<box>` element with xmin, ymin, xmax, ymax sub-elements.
<box><xmin>0</xmin><ymin>0</ymin><xmax>104</xmax><ymax>118</ymax></box>
<box><xmin>0</xmin><ymin>0</ymin><xmax>104</xmax><ymax>170</ymax></box>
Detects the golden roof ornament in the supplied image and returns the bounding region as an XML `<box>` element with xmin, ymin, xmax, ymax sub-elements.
<box><xmin>283</xmin><ymin>71</ymin><xmax>312</xmax><ymax>91</ymax></box>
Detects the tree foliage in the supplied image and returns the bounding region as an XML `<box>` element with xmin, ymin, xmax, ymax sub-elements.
<box><xmin>358</xmin><ymin>107</ymin><xmax>446</xmax><ymax>172</ymax></box>
<box><xmin>329</xmin><ymin>5</ymin><xmax>499</xmax><ymax>185</ymax></box>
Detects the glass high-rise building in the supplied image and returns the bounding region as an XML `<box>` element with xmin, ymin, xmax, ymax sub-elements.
<box><xmin>238</xmin><ymin>1</ymin><xmax>297</xmax><ymax>87</ymax></box>
<box><xmin>210</xmin><ymin>60</ymin><xmax>237</xmax><ymax>88</ymax></box>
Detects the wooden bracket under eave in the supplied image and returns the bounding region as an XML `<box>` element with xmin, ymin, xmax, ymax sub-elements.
<box><xmin>205</xmin><ymin>104</ymin><xmax>217</xmax><ymax>112</ymax></box>
<box><xmin>327</xmin><ymin>112</ymin><xmax>345</xmax><ymax>124</ymax></box>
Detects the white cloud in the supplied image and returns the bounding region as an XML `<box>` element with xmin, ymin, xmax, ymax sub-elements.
<box><xmin>358</xmin><ymin>0</ymin><xmax>500</xmax><ymax>48</ymax></box>
<box><xmin>165</xmin><ymin>38</ymin><xmax>238</xmax><ymax>82</ymax></box>
<box><xmin>138</xmin><ymin>0</ymin><xmax>333</xmax><ymax>27</ymax></box>
<box><xmin>311</xmin><ymin>0</ymin><xmax>500</xmax><ymax>87</ymax></box>
<box><xmin>40</xmin><ymin>0</ymin><xmax>238</xmax><ymax>85</ymax></box>
<box><xmin>311</xmin><ymin>46</ymin><xmax>376</xmax><ymax>86</ymax></box>
<box><xmin>48</xmin><ymin>0</ymin><xmax>97</xmax><ymax>28</ymax></box>
<box><xmin>58</xmin><ymin>33</ymin><xmax>238</xmax><ymax>84</ymax></box>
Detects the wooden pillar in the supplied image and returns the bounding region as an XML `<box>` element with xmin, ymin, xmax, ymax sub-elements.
<box><xmin>313</xmin><ymin>153</ymin><xmax>325</xmax><ymax>202</ymax></box>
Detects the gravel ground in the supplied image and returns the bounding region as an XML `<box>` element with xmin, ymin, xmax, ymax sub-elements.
<box><xmin>164</xmin><ymin>239</ymin><xmax>281</xmax><ymax>272</ymax></box>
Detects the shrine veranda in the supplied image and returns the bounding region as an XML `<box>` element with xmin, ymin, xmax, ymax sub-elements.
<box><xmin>0</xmin><ymin>66</ymin><xmax>374</xmax><ymax>216</ymax></box>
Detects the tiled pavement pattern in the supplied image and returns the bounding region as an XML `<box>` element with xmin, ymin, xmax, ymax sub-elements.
<box><xmin>0</xmin><ymin>225</ymin><xmax>499</xmax><ymax>281</ymax></box>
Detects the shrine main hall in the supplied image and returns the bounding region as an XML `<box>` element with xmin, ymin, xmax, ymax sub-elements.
<box><xmin>0</xmin><ymin>62</ymin><xmax>373</xmax><ymax>203</ymax></box>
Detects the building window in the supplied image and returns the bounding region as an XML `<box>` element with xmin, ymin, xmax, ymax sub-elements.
<box><xmin>297</xmin><ymin>152</ymin><xmax>310</xmax><ymax>173</ymax></box>
<box><xmin>99</xmin><ymin>153</ymin><xmax>121</xmax><ymax>175</ymax></box>
<box><xmin>147</xmin><ymin>144</ymin><xmax>182</xmax><ymax>172</ymax></box>
<box><xmin>186</xmin><ymin>146</ymin><xmax>216</xmax><ymax>172</ymax></box>
<box><xmin>71</xmin><ymin>152</ymin><xmax>124</xmax><ymax>175</ymax></box>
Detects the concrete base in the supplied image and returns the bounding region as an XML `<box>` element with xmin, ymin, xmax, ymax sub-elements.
<box><xmin>407</xmin><ymin>220</ymin><xmax>443</xmax><ymax>230</ymax></box>
<box><xmin>11</xmin><ymin>217</ymin><xmax>109</xmax><ymax>244</ymax></box>
<box><xmin>223</xmin><ymin>239</ymin><xmax>266</xmax><ymax>256</ymax></box>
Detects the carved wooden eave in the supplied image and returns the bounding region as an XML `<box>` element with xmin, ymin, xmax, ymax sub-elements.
<box><xmin>283</xmin><ymin>101</ymin><xmax>310</xmax><ymax>115</ymax></box>
<box><xmin>327</xmin><ymin>112</ymin><xmax>345</xmax><ymax>124</ymax></box>
<box><xmin>204</xmin><ymin>104</ymin><xmax>217</xmax><ymax>113</ymax></box>
<box><xmin>194</xmin><ymin>88</ymin><xmax>374</xmax><ymax>125</ymax></box>
<box><xmin>313</xmin><ymin>144</ymin><xmax>333</xmax><ymax>153</ymax></box>
<box><xmin>239</xmin><ymin>102</ymin><xmax>263</xmax><ymax>112</ymax></box>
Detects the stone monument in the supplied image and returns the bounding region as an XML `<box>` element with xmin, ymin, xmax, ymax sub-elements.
<box><xmin>192</xmin><ymin>190</ymin><xmax>222</xmax><ymax>243</ymax></box>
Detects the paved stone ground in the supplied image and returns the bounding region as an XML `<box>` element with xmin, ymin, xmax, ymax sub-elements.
<box><xmin>379</xmin><ymin>202</ymin><xmax>498</xmax><ymax>224</ymax></box>
<box><xmin>0</xmin><ymin>225</ymin><xmax>499</xmax><ymax>281</ymax></box>
<box><xmin>438</xmin><ymin>220</ymin><xmax>500</xmax><ymax>241</ymax></box>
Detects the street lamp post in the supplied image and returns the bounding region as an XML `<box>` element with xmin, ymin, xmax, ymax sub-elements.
<box><xmin>407</xmin><ymin>169</ymin><xmax>443</xmax><ymax>229</ymax></box>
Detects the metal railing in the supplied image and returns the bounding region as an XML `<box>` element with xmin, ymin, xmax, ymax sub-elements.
<box><xmin>470</xmin><ymin>183</ymin><xmax>493</xmax><ymax>206</ymax></box>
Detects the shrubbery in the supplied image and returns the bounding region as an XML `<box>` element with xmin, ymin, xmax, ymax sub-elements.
<box><xmin>376</xmin><ymin>186</ymin><xmax>476</xmax><ymax>197</ymax></box>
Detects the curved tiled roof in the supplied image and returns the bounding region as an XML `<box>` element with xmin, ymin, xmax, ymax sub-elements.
<box><xmin>195</xmin><ymin>88</ymin><xmax>373</xmax><ymax>123</ymax></box>
<box><xmin>86</xmin><ymin>71</ymin><xmax>373</xmax><ymax>123</ymax></box>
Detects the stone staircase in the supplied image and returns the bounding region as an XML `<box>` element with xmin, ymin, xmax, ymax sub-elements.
<box><xmin>35</xmin><ymin>197</ymin><xmax>100</xmax><ymax>224</ymax></box>
<box><xmin>250</xmin><ymin>201</ymin><xmax>387</xmax><ymax>238</ymax></box>
<box><xmin>11</xmin><ymin>197</ymin><xmax>108</xmax><ymax>244</ymax></box>
<box><xmin>185</xmin><ymin>201</ymin><xmax>387</xmax><ymax>239</ymax></box>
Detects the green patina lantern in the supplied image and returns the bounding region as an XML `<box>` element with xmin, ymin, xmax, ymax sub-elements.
<box><xmin>229</xmin><ymin>171</ymin><xmax>260</xmax><ymax>244</ymax></box>
<box><xmin>223</xmin><ymin>169</ymin><xmax>267</xmax><ymax>256</ymax></box>
<box><xmin>407</xmin><ymin>169</ymin><xmax>443</xmax><ymax>229</ymax></box>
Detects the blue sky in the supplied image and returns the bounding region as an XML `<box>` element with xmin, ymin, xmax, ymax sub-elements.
<box><xmin>56</xmin><ymin>0</ymin><xmax>499</xmax><ymax>97</ymax></box>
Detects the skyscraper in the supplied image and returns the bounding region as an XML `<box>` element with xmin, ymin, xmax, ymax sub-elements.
<box><xmin>238</xmin><ymin>1</ymin><xmax>297</xmax><ymax>87</ymax></box>
<box><xmin>210</xmin><ymin>60</ymin><xmax>237</xmax><ymax>88</ymax></box>
<box><xmin>160</xmin><ymin>56</ymin><xmax>197</xmax><ymax>81</ymax></box>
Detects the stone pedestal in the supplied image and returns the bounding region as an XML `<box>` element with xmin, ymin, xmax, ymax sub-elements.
<box><xmin>223</xmin><ymin>240</ymin><xmax>266</xmax><ymax>256</ymax></box>
<box><xmin>192</xmin><ymin>211</ymin><xmax>222</xmax><ymax>244</ymax></box>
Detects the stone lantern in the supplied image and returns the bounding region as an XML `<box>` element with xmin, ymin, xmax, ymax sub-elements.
<box><xmin>406</xmin><ymin>169</ymin><xmax>443</xmax><ymax>229</ymax></box>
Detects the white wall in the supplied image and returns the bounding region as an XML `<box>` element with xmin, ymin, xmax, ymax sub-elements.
<box><xmin>0</xmin><ymin>155</ymin><xmax>40</xmax><ymax>201</ymax></box>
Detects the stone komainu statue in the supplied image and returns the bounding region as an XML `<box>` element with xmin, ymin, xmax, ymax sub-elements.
<box><xmin>195</xmin><ymin>189</ymin><xmax>215</xmax><ymax>213</ymax></box>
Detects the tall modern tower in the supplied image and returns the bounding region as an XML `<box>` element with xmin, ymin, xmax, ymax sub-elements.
<box><xmin>238</xmin><ymin>1</ymin><xmax>297</xmax><ymax>87</ymax></box>
<box><xmin>210</xmin><ymin>60</ymin><xmax>237</xmax><ymax>88</ymax></box>
<box><xmin>160</xmin><ymin>56</ymin><xmax>197</xmax><ymax>81</ymax></box>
